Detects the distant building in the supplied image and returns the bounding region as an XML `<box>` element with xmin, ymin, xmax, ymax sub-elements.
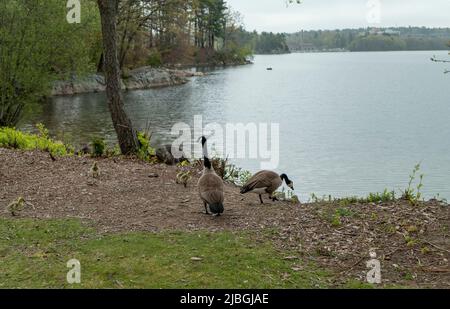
<box><xmin>383</xmin><ymin>29</ymin><xmax>401</xmax><ymax>36</ymax></box>
<box><xmin>368</xmin><ymin>28</ymin><xmax>401</xmax><ymax>36</ymax></box>
<box><xmin>296</xmin><ymin>43</ymin><xmax>315</xmax><ymax>52</ymax></box>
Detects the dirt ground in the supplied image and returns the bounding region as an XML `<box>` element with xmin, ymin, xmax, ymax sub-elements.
<box><xmin>1</xmin><ymin>148</ymin><xmax>449</xmax><ymax>288</ymax></box>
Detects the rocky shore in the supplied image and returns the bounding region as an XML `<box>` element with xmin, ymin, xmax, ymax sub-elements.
<box><xmin>51</xmin><ymin>67</ymin><xmax>204</xmax><ymax>96</ymax></box>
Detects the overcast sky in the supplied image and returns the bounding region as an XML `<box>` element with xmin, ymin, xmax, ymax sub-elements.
<box><xmin>226</xmin><ymin>0</ymin><xmax>450</xmax><ymax>33</ymax></box>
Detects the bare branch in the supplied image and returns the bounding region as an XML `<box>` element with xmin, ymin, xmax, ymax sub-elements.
<box><xmin>431</xmin><ymin>55</ymin><xmax>450</xmax><ymax>63</ymax></box>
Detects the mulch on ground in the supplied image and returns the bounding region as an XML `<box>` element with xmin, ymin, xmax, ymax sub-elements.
<box><xmin>1</xmin><ymin>148</ymin><xmax>449</xmax><ymax>288</ymax></box>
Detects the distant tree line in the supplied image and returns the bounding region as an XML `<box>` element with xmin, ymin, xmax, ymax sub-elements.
<box><xmin>287</xmin><ymin>27</ymin><xmax>450</xmax><ymax>52</ymax></box>
<box><xmin>254</xmin><ymin>32</ymin><xmax>290</xmax><ymax>54</ymax></box>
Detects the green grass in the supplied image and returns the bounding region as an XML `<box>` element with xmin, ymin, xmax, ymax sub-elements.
<box><xmin>0</xmin><ymin>218</ymin><xmax>331</xmax><ymax>288</ymax></box>
<box><xmin>0</xmin><ymin>125</ymin><xmax>70</xmax><ymax>156</ymax></box>
<box><xmin>343</xmin><ymin>280</ymin><xmax>377</xmax><ymax>289</ymax></box>
<box><xmin>311</xmin><ymin>189</ymin><xmax>396</xmax><ymax>206</ymax></box>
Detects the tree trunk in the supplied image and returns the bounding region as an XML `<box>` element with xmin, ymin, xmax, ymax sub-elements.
<box><xmin>97</xmin><ymin>0</ymin><xmax>138</xmax><ymax>155</ymax></box>
<box><xmin>97</xmin><ymin>52</ymin><xmax>104</xmax><ymax>73</ymax></box>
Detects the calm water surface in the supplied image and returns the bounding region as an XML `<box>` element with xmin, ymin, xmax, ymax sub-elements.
<box><xmin>23</xmin><ymin>51</ymin><xmax>450</xmax><ymax>201</ymax></box>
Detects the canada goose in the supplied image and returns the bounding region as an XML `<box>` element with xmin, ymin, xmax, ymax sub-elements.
<box><xmin>197</xmin><ymin>136</ymin><xmax>224</xmax><ymax>216</ymax></box>
<box><xmin>240</xmin><ymin>171</ymin><xmax>294</xmax><ymax>204</ymax></box>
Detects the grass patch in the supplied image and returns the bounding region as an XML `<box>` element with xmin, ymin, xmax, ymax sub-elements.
<box><xmin>0</xmin><ymin>218</ymin><xmax>331</xmax><ymax>288</ymax></box>
<box><xmin>343</xmin><ymin>280</ymin><xmax>376</xmax><ymax>289</ymax></box>
<box><xmin>0</xmin><ymin>125</ymin><xmax>70</xmax><ymax>156</ymax></box>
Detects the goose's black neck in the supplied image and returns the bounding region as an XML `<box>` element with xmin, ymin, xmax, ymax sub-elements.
<box><xmin>280</xmin><ymin>174</ymin><xmax>290</xmax><ymax>182</ymax></box>
<box><xmin>201</xmin><ymin>136</ymin><xmax>212</xmax><ymax>170</ymax></box>
<box><xmin>204</xmin><ymin>157</ymin><xmax>212</xmax><ymax>169</ymax></box>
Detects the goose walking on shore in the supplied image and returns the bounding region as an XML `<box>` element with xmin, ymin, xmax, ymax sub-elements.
<box><xmin>240</xmin><ymin>171</ymin><xmax>294</xmax><ymax>204</ymax></box>
<box><xmin>197</xmin><ymin>136</ymin><xmax>224</xmax><ymax>216</ymax></box>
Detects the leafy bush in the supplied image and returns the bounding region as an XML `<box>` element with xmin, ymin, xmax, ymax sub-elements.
<box><xmin>214</xmin><ymin>43</ymin><xmax>253</xmax><ymax>65</ymax></box>
<box><xmin>224</xmin><ymin>164</ymin><xmax>253</xmax><ymax>185</ymax></box>
<box><xmin>137</xmin><ymin>132</ymin><xmax>155</xmax><ymax>161</ymax></box>
<box><xmin>0</xmin><ymin>125</ymin><xmax>69</xmax><ymax>156</ymax></box>
<box><xmin>147</xmin><ymin>50</ymin><xmax>163</xmax><ymax>67</ymax></box>
<box><xmin>365</xmin><ymin>189</ymin><xmax>396</xmax><ymax>203</ymax></box>
<box><xmin>91</xmin><ymin>137</ymin><xmax>106</xmax><ymax>157</ymax></box>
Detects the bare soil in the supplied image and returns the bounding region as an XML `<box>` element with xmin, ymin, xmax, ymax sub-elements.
<box><xmin>1</xmin><ymin>148</ymin><xmax>449</xmax><ymax>288</ymax></box>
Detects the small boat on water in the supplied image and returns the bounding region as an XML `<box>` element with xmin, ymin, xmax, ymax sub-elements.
<box><xmin>266</xmin><ymin>67</ymin><xmax>273</xmax><ymax>71</ymax></box>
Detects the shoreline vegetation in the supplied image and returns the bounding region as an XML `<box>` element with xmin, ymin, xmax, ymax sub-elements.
<box><xmin>0</xmin><ymin>128</ymin><xmax>449</xmax><ymax>288</ymax></box>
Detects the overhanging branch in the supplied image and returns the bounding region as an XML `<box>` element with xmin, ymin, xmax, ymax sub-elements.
<box><xmin>431</xmin><ymin>55</ymin><xmax>450</xmax><ymax>63</ymax></box>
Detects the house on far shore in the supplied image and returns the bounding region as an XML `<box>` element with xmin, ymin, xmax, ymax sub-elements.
<box><xmin>368</xmin><ymin>28</ymin><xmax>401</xmax><ymax>36</ymax></box>
<box><xmin>296</xmin><ymin>43</ymin><xmax>316</xmax><ymax>52</ymax></box>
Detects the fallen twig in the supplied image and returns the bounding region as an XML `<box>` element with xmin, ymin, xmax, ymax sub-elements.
<box><xmin>421</xmin><ymin>267</ymin><xmax>450</xmax><ymax>273</ymax></box>
<box><xmin>423</xmin><ymin>241</ymin><xmax>450</xmax><ymax>254</ymax></box>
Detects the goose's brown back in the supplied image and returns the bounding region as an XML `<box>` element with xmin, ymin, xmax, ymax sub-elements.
<box><xmin>241</xmin><ymin>170</ymin><xmax>282</xmax><ymax>194</ymax></box>
<box><xmin>198</xmin><ymin>171</ymin><xmax>224</xmax><ymax>205</ymax></box>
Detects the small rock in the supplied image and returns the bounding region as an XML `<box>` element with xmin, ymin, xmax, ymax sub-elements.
<box><xmin>191</xmin><ymin>257</ymin><xmax>202</xmax><ymax>261</ymax></box>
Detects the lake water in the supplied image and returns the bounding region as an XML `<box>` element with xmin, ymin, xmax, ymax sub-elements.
<box><xmin>24</xmin><ymin>51</ymin><xmax>450</xmax><ymax>201</ymax></box>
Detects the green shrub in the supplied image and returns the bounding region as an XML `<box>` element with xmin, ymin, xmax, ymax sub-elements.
<box><xmin>224</xmin><ymin>164</ymin><xmax>253</xmax><ymax>185</ymax></box>
<box><xmin>91</xmin><ymin>137</ymin><xmax>106</xmax><ymax>157</ymax></box>
<box><xmin>365</xmin><ymin>189</ymin><xmax>396</xmax><ymax>203</ymax></box>
<box><xmin>147</xmin><ymin>50</ymin><xmax>162</xmax><ymax>67</ymax></box>
<box><xmin>137</xmin><ymin>131</ymin><xmax>155</xmax><ymax>161</ymax></box>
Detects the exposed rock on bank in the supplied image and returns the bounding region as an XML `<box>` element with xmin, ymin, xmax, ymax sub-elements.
<box><xmin>51</xmin><ymin>67</ymin><xmax>204</xmax><ymax>96</ymax></box>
